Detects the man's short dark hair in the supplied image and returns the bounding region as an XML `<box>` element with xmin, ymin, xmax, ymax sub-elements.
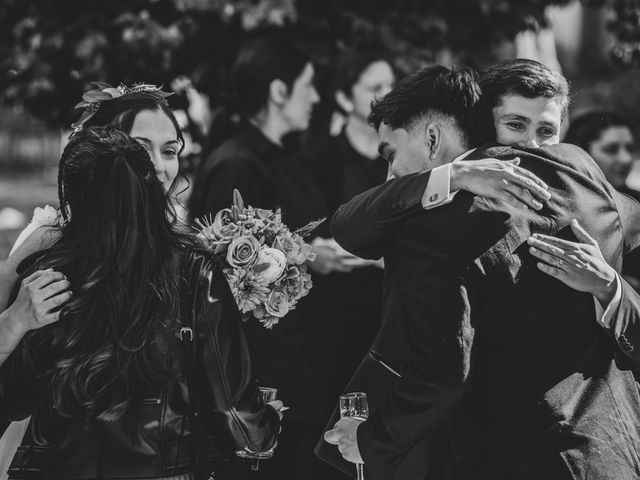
<box><xmin>480</xmin><ymin>59</ymin><xmax>570</xmax><ymax>116</ymax></box>
<box><xmin>368</xmin><ymin>65</ymin><xmax>481</xmax><ymax>147</ymax></box>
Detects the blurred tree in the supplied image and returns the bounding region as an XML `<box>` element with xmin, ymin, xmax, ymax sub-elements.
<box><xmin>0</xmin><ymin>0</ymin><xmax>636</xmax><ymax>129</ymax></box>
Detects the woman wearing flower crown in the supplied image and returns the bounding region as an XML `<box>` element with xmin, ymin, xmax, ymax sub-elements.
<box><xmin>0</xmin><ymin>86</ymin><xmax>280</xmax><ymax>479</ymax></box>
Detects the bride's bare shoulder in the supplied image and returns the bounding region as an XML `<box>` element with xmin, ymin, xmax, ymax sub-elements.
<box><xmin>13</xmin><ymin>225</ymin><xmax>61</xmax><ymax>258</ymax></box>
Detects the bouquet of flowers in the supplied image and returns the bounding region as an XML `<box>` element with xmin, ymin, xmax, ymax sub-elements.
<box><xmin>195</xmin><ymin>190</ymin><xmax>323</xmax><ymax>328</ymax></box>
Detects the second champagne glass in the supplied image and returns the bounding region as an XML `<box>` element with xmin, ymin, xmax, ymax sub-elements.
<box><xmin>339</xmin><ymin>392</ymin><xmax>369</xmax><ymax>480</ymax></box>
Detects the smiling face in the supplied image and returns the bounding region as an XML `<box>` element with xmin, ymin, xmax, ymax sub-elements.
<box><xmin>492</xmin><ymin>95</ymin><xmax>563</xmax><ymax>148</ymax></box>
<box><xmin>281</xmin><ymin>62</ymin><xmax>320</xmax><ymax>132</ymax></box>
<box><xmin>588</xmin><ymin>125</ymin><xmax>636</xmax><ymax>189</ymax></box>
<box><xmin>129</xmin><ymin>109</ymin><xmax>180</xmax><ymax>191</ymax></box>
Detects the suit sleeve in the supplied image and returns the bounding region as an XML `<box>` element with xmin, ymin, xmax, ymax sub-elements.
<box><xmin>604</xmin><ymin>191</ymin><xmax>640</xmax><ymax>368</ymax></box>
<box><xmin>600</xmin><ymin>274</ymin><xmax>640</xmax><ymax>370</ymax></box>
<box><xmin>329</xmin><ymin>171</ymin><xmax>431</xmax><ymax>259</ymax></box>
<box><xmin>614</xmin><ymin>191</ymin><xmax>640</xmax><ymax>256</ymax></box>
<box><xmin>356</xmin><ymin>218</ymin><xmax>476</xmax><ymax>476</ymax></box>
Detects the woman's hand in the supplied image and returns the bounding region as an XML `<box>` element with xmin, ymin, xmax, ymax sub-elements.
<box><xmin>5</xmin><ymin>269</ymin><xmax>72</xmax><ymax>336</ymax></box>
<box><xmin>451</xmin><ymin>158</ymin><xmax>551</xmax><ymax>211</ymax></box>
<box><xmin>267</xmin><ymin>400</ymin><xmax>285</xmax><ymax>421</ymax></box>
<box><xmin>527</xmin><ymin>219</ymin><xmax>617</xmax><ymax>306</ymax></box>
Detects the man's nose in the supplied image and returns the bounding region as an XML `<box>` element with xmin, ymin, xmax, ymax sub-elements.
<box><xmin>311</xmin><ymin>87</ymin><xmax>320</xmax><ymax>104</ymax></box>
<box><xmin>519</xmin><ymin>137</ymin><xmax>539</xmax><ymax>149</ymax></box>
<box><xmin>618</xmin><ymin>148</ymin><xmax>633</xmax><ymax>166</ymax></box>
<box><xmin>379</xmin><ymin>85</ymin><xmax>392</xmax><ymax>97</ymax></box>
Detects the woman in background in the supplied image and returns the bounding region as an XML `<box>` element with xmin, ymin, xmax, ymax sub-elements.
<box><xmin>188</xmin><ymin>35</ymin><xmax>355</xmax><ymax>480</ymax></box>
<box><xmin>564</xmin><ymin>111</ymin><xmax>638</xmax><ymax>199</ymax></box>
<box><xmin>0</xmin><ymin>127</ymin><xmax>280</xmax><ymax>479</ymax></box>
<box><xmin>564</xmin><ymin>111</ymin><xmax>640</xmax><ymax>289</ymax></box>
<box><xmin>303</xmin><ymin>51</ymin><xmax>395</xmax><ymax>403</ymax></box>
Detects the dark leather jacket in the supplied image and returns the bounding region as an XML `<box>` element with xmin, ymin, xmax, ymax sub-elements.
<box><xmin>0</xmin><ymin>248</ymin><xmax>279</xmax><ymax>479</ymax></box>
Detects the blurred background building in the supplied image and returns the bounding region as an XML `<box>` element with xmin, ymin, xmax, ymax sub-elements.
<box><xmin>1</xmin><ymin>0</ymin><xmax>640</xmax><ymax>257</ymax></box>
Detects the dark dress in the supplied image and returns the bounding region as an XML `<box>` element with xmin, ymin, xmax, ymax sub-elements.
<box><xmin>188</xmin><ymin>124</ymin><xmax>335</xmax><ymax>480</ymax></box>
<box><xmin>304</xmin><ymin>131</ymin><xmax>387</xmax><ymax>403</ymax></box>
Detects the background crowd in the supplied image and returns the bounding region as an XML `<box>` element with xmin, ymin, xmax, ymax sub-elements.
<box><xmin>1</xmin><ymin>1</ymin><xmax>640</xmax><ymax>479</ymax></box>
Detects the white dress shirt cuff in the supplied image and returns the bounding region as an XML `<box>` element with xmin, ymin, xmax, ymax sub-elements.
<box><xmin>593</xmin><ymin>273</ymin><xmax>622</xmax><ymax>329</ymax></box>
<box><xmin>421</xmin><ymin>164</ymin><xmax>458</xmax><ymax>210</ymax></box>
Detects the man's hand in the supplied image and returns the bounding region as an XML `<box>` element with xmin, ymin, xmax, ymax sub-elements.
<box><xmin>451</xmin><ymin>158</ymin><xmax>551</xmax><ymax>210</ymax></box>
<box><xmin>323</xmin><ymin>417</ymin><xmax>364</xmax><ymax>464</ymax></box>
<box><xmin>527</xmin><ymin>219</ymin><xmax>617</xmax><ymax>305</ymax></box>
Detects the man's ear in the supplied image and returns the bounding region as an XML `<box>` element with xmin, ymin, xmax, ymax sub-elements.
<box><xmin>269</xmin><ymin>79</ymin><xmax>289</xmax><ymax>106</ymax></box>
<box><xmin>424</xmin><ymin>122</ymin><xmax>442</xmax><ymax>161</ymax></box>
<box><xmin>335</xmin><ymin>90</ymin><xmax>354</xmax><ymax>113</ymax></box>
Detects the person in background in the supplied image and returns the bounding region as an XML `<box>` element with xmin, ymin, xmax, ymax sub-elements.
<box><xmin>188</xmin><ymin>35</ymin><xmax>339</xmax><ymax>480</ymax></box>
<box><xmin>0</xmin><ymin>127</ymin><xmax>280</xmax><ymax>479</ymax></box>
<box><xmin>564</xmin><ymin>111</ymin><xmax>640</xmax><ymax>289</ymax></box>
<box><xmin>564</xmin><ymin>111</ymin><xmax>639</xmax><ymax>199</ymax></box>
<box><xmin>303</xmin><ymin>51</ymin><xmax>395</xmax><ymax>411</ymax></box>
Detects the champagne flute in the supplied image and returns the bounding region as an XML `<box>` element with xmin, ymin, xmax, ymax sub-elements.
<box><xmin>339</xmin><ymin>392</ymin><xmax>369</xmax><ymax>480</ymax></box>
<box><xmin>236</xmin><ymin>386</ymin><xmax>278</xmax><ymax>471</ymax></box>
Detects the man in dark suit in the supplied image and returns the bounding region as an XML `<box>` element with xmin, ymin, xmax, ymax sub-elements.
<box><xmin>322</xmin><ymin>64</ymin><xmax>640</xmax><ymax>479</ymax></box>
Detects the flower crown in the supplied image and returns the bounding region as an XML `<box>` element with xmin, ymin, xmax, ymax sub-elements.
<box><xmin>71</xmin><ymin>82</ymin><xmax>173</xmax><ymax>133</ymax></box>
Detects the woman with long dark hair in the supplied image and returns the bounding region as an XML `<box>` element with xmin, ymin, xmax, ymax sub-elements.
<box><xmin>0</xmin><ymin>84</ymin><xmax>191</xmax><ymax>476</ymax></box>
<box><xmin>0</xmin><ymin>127</ymin><xmax>280</xmax><ymax>479</ymax></box>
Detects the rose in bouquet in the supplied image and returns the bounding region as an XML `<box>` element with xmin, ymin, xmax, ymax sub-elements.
<box><xmin>195</xmin><ymin>190</ymin><xmax>323</xmax><ymax>328</ymax></box>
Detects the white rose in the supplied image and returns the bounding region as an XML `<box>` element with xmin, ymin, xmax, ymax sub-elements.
<box><xmin>254</xmin><ymin>247</ymin><xmax>287</xmax><ymax>284</ymax></box>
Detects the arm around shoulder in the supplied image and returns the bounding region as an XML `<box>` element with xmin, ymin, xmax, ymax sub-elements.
<box><xmin>1</xmin><ymin>225</ymin><xmax>61</xmax><ymax>310</ymax></box>
<box><xmin>330</xmin><ymin>171</ymin><xmax>431</xmax><ymax>259</ymax></box>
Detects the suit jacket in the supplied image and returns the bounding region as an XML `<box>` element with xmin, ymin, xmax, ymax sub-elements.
<box><xmin>330</xmin><ymin>144</ymin><xmax>640</xmax><ymax>371</ymax></box>
<box><xmin>318</xmin><ymin>144</ymin><xmax>640</xmax><ymax>480</ymax></box>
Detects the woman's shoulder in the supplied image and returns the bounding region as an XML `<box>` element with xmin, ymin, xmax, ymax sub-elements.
<box><xmin>208</xmin><ymin>134</ymin><xmax>259</xmax><ymax>166</ymax></box>
<box><xmin>10</xmin><ymin>206</ymin><xmax>62</xmax><ymax>257</ymax></box>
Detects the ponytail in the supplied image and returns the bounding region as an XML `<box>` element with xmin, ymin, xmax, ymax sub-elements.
<box><xmin>27</xmin><ymin>126</ymin><xmax>186</xmax><ymax>423</ymax></box>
